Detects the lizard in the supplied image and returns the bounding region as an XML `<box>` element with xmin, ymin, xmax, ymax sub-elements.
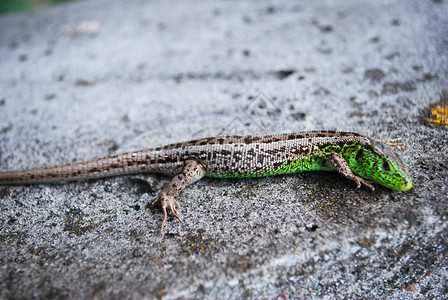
<box><xmin>0</xmin><ymin>130</ymin><xmax>413</xmax><ymax>234</ymax></box>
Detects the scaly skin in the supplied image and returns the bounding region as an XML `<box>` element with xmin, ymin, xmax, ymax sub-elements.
<box><xmin>207</xmin><ymin>136</ymin><xmax>411</xmax><ymax>191</ymax></box>
<box><xmin>0</xmin><ymin>130</ymin><xmax>412</xmax><ymax>234</ymax></box>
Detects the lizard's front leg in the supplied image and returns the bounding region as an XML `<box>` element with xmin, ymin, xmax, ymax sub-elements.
<box><xmin>151</xmin><ymin>160</ymin><xmax>205</xmax><ymax>235</ymax></box>
<box><xmin>329</xmin><ymin>152</ymin><xmax>375</xmax><ymax>191</ymax></box>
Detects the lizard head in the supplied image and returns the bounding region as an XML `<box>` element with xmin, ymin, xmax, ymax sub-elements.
<box><xmin>352</xmin><ymin>140</ymin><xmax>412</xmax><ymax>191</ymax></box>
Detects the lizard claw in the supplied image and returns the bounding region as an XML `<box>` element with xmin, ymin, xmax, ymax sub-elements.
<box><xmin>354</xmin><ymin>176</ymin><xmax>375</xmax><ymax>191</ymax></box>
<box><xmin>153</xmin><ymin>193</ymin><xmax>182</xmax><ymax>236</ymax></box>
<box><xmin>381</xmin><ymin>138</ymin><xmax>404</xmax><ymax>149</ymax></box>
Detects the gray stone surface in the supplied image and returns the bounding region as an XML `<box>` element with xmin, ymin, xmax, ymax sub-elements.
<box><xmin>0</xmin><ymin>0</ymin><xmax>447</xmax><ymax>298</ymax></box>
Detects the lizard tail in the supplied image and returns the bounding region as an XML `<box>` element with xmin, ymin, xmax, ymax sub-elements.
<box><xmin>0</xmin><ymin>150</ymin><xmax>157</xmax><ymax>184</ymax></box>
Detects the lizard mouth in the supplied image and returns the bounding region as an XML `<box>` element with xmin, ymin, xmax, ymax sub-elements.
<box><xmin>400</xmin><ymin>177</ymin><xmax>413</xmax><ymax>191</ymax></box>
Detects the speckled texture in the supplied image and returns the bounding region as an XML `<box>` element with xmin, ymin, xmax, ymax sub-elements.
<box><xmin>0</xmin><ymin>0</ymin><xmax>447</xmax><ymax>299</ymax></box>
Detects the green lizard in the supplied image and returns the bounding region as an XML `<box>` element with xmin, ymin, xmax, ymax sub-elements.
<box><xmin>0</xmin><ymin>130</ymin><xmax>412</xmax><ymax>233</ymax></box>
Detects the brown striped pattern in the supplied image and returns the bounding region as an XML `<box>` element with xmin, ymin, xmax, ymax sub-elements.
<box><xmin>0</xmin><ymin>131</ymin><xmax>373</xmax><ymax>184</ymax></box>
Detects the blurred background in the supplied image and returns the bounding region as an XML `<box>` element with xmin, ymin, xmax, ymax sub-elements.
<box><xmin>0</xmin><ymin>0</ymin><xmax>76</xmax><ymax>14</ymax></box>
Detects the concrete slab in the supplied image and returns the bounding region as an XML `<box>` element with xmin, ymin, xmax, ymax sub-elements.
<box><xmin>0</xmin><ymin>0</ymin><xmax>447</xmax><ymax>298</ymax></box>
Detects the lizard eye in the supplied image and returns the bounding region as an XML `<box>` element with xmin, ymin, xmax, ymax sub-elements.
<box><xmin>355</xmin><ymin>148</ymin><xmax>363</xmax><ymax>161</ymax></box>
<box><xmin>382</xmin><ymin>160</ymin><xmax>391</xmax><ymax>171</ymax></box>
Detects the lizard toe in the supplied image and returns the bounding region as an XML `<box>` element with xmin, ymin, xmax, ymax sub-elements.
<box><xmin>363</xmin><ymin>180</ymin><xmax>375</xmax><ymax>192</ymax></box>
<box><xmin>151</xmin><ymin>196</ymin><xmax>161</xmax><ymax>207</ymax></box>
<box><xmin>357</xmin><ymin>177</ymin><xmax>375</xmax><ymax>191</ymax></box>
<box><xmin>159</xmin><ymin>206</ymin><xmax>168</xmax><ymax>236</ymax></box>
<box><xmin>169</xmin><ymin>200</ymin><xmax>182</xmax><ymax>221</ymax></box>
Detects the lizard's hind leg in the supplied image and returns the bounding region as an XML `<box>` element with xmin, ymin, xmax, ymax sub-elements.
<box><xmin>151</xmin><ymin>160</ymin><xmax>205</xmax><ymax>235</ymax></box>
